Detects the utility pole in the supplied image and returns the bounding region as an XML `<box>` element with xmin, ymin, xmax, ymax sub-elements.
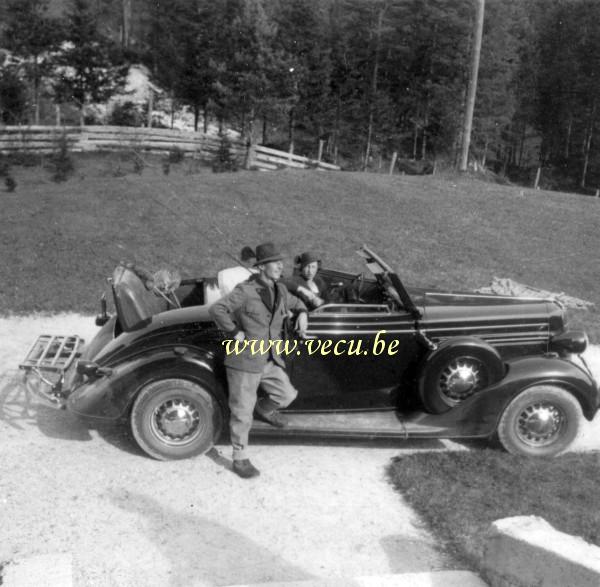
<box><xmin>121</xmin><ymin>0</ymin><xmax>132</xmax><ymax>49</ymax></box>
<box><xmin>459</xmin><ymin>0</ymin><xmax>485</xmax><ymax>172</ymax></box>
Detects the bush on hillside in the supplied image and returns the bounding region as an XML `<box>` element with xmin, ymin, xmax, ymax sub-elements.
<box><xmin>0</xmin><ymin>155</ymin><xmax>16</xmax><ymax>192</ymax></box>
<box><xmin>47</xmin><ymin>133</ymin><xmax>75</xmax><ymax>182</ymax></box>
<box><xmin>109</xmin><ymin>101</ymin><xmax>144</xmax><ymax>127</ymax></box>
<box><xmin>167</xmin><ymin>146</ymin><xmax>185</xmax><ymax>164</ymax></box>
<box><xmin>212</xmin><ymin>135</ymin><xmax>238</xmax><ymax>173</ymax></box>
<box><xmin>132</xmin><ymin>151</ymin><xmax>145</xmax><ymax>174</ymax></box>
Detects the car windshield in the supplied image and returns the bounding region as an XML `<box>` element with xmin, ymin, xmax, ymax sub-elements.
<box><xmin>356</xmin><ymin>245</ymin><xmax>422</xmax><ymax>319</ymax></box>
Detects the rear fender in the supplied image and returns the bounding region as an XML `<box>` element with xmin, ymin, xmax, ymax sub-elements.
<box><xmin>434</xmin><ymin>354</ymin><xmax>599</xmax><ymax>438</ymax></box>
<box><xmin>63</xmin><ymin>316</ymin><xmax>118</xmax><ymax>392</ymax></box>
<box><xmin>67</xmin><ymin>347</ymin><xmax>227</xmax><ymax>421</ymax></box>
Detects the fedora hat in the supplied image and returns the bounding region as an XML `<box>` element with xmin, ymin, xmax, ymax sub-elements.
<box><xmin>254</xmin><ymin>242</ymin><xmax>285</xmax><ymax>266</ymax></box>
<box><xmin>295</xmin><ymin>251</ymin><xmax>321</xmax><ymax>268</ymax></box>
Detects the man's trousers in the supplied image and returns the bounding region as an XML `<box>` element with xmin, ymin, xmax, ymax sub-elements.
<box><xmin>226</xmin><ymin>361</ymin><xmax>297</xmax><ymax>460</ymax></box>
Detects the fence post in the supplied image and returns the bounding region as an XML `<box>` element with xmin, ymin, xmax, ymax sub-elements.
<box><xmin>317</xmin><ymin>139</ymin><xmax>324</xmax><ymax>162</ymax></box>
<box><xmin>596</xmin><ymin>189</ymin><xmax>599</xmax><ymax>198</ymax></box>
<box><xmin>534</xmin><ymin>166</ymin><xmax>541</xmax><ymax>189</ymax></box>
<box><xmin>389</xmin><ymin>151</ymin><xmax>398</xmax><ymax>175</ymax></box>
<box><xmin>245</xmin><ymin>141</ymin><xmax>256</xmax><ymax>170</ymax></box>
<box><xmin>147</xmin><ymin>89</ymin><xmax>154</xmax><ymax>128</ymax></box>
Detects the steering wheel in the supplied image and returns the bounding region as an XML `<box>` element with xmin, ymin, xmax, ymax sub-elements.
<box><xmin>346</xmin><ymin>272</ymin><xmax>366</xmax><ymax>303</ymax></box>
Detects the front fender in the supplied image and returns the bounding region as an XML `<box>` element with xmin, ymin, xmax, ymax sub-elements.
<box><xmin>497</xmin><ymin>355</ymin><xmax>599</xmax><ymax>419</ymax></box>
<box><xmin>67</xmin><ymin>347</ymin><xmax>227</xmax><ymax>421</ymax></box>
<box><xmin>407</xmin><ymin>355</ymin><xmax>600</xmax><ymax>438</ymax></box>
<box><xmin>435</xmin><ymin>354</ymin><xmax>599</xmax><ymax>438</ymax></box>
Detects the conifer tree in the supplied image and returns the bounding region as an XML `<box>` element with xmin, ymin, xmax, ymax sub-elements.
<box><xmin>53</xmin><ymin>0</ymin><xmax>128</xmax><ymax>125</ymax></box>
<box><xmin>3</xmin><ymin>0</ymin><xmax>62</xmax><ymax>124</ymax></box>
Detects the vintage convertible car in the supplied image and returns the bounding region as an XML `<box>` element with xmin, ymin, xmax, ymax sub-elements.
<box><xmin>20</xmin><ymin>245</ymin><xmax>598</xmax><ymax>460</ymax></box>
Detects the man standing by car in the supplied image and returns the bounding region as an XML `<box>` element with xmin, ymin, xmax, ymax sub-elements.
<box><xmin>209</xmin><ymin>242</ymin><xmax>308</xmax><ymax>479</ymax></box>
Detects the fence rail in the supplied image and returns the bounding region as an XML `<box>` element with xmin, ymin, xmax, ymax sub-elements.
<box><xmin>0</xmin><ymin>125</ymin><xmax>340</xmax><ymax>171</ymax></box>
<box><xmin>248</xmin><ymin>144</ymin><xmax>340</xmax><ymax>171</ymax></box>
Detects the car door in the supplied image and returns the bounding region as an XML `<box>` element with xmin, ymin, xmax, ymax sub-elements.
<box><xmin>287</xmin><ymin>303</ymin><xmax>421</xmax><ymax>411</ymax></box>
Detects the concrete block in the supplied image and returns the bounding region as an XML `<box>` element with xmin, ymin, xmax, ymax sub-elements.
<box><xmin>483</xmin><ymin>516</ymin><xmax>600</xmax><ymax>587</ymax></box>
<box><xmin>1</xmin><ymin>553</ymin><xmax>73</xmax><ymax>587</ymax></box>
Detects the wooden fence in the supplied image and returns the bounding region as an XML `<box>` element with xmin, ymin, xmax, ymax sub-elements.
<box><xmin>247</xmin><ymin>144</ymin><xmax>340</xmax><ymax>171</ymax></box>
<box><xmin>0</xmin><ymin>125</ymin><xmax>340</xmax><ymax>172</ymax></box>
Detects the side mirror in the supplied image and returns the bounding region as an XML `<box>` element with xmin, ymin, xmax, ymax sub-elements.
<box><xmin>95</xmin><ymin>293</ymin><xmax>109</xmax><ymax>326</ymax></box>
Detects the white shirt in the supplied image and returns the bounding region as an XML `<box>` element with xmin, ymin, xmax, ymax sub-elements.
<box><xmin>218</xmin><ymin>265</ymin><xmax>257</xmax><ymax>296</ymax></box>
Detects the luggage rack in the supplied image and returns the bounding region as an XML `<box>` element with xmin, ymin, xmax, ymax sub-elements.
<box><xmin>19</xmin><ymin>335</ymin><xmax>84</xmax><ymax>395</ymax></box>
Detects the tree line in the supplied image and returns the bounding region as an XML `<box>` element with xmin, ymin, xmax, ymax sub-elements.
<box><xmin>1</xmin><ymin>0</ymin><xmax>599</xmax><ymax>187</ymax></box>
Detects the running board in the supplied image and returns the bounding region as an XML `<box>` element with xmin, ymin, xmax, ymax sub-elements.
<box><xmin>251</xmin><ymin>410</ymin><xmax>407</xmax><ymax>439</ymax></box>
<box><xmin>250</xmin><ymin>409</ymin><xmax>487</xmax><ymax>440</ymax></box>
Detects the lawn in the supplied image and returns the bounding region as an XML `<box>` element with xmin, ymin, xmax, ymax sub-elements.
<box><xmin>1</xmin><ymin>152</ymin><xmax>599</xmax><ymax>340</ymax></box>
<box><xmin>388</xmin><ymin>451</ymin><xmax>600</xmax><ymax>569</ymax></box>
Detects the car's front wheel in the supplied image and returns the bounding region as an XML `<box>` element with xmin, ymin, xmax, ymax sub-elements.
<box><xmin>419</xmin><ymin>343</ymin><xmax>504</xmax><ymax>414</ymax></box>
<box><xmin>496</xmin><ymin>385</ymin><xmax>582</xmax><ymax>457</ymax></box>
<box><xmin>130</xmin><ymin>378</ymin><xmax>224</xmax><ymax>460</ymax></box>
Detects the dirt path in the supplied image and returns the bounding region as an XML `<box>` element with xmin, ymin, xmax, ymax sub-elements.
<box><xmin>0</xmin><ymin>314</ymin><xmax>460</xmax><ymax>586</ymax></box>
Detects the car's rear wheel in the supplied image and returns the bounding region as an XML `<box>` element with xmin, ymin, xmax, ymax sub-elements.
<box><xmin>496</xmin><ymin>385</ymin><xmax>582</xmax><ymax>457</ymax></box>
<box><xmin>419</xmin><ymin>343</ymin><xmax>504</xmax><ymax>414</ymax></box>
<box><xmin>130</xmin><ymin>378</ymin><xmax>223</xmax><ymax>460</ymax></box>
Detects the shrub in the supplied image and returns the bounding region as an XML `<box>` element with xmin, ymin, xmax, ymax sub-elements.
<box><xmin>167</xmin><ymin>146</ymin><xmax>185</xmax><ymax>164</ymax></box>
<box><xmin>48</xmin><ymin>133</ymin><xmax>74</xmax><ymax>182</ymax></box>
<box><xmin>5</xmin><ymin>176</ymin><xmax>17</xmax><ymax>192</ymax></box>
<box><xmin>212</xmin><ymin>134</ymin><xmax>238</xmax><ymax>173</ymax></box>
<box><xmin>109</xmin><ymin>101</ymin><xmax>144</xmax><ymax>127</ymax></box>
<box><xmin>132</xmin><ymin>151</ymin><xmax>145</xmax><ymax>174</ymax></box>
<box><xmin>0</xmin><ymin>155</ymin><xmax>16</xmax><ymax>191</ymax></box>
<box><xmin>0</xmin><ymin>155</ymin><xmax>10</xmax><ymax>177</ymax></box>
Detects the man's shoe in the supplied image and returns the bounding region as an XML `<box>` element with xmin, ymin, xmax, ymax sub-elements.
<box><xmin>233</xmin><ymin>459</ymin><xmax>260</xmax><ymax>479</ymax></box>
<box><xmin>254</xmin><ymin>407</ymin><xmax>289</xmax><ymax>428</ymax></box>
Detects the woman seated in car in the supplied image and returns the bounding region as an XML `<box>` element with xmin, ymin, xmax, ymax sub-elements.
<box><xmin>283</xmin><ymin>251</ymin><xmax>329</xmax><ymax>310</ymax></box>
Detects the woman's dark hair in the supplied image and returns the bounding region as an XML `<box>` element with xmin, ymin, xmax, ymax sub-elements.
<box><xmin>240</xmin><ymin>246</ymin><xmax>255</xmax><ymax>262</ymax></box>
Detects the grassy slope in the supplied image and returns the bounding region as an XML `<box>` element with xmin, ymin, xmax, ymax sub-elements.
<box><xmin>1</xmin><ymin>155</ymin><xmax>599</xmax><ymax>337</ymax></box>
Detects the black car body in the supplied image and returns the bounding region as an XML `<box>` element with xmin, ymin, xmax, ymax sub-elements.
<box><xmin>20</xmin><ymin>246</ymin><xmax>598</xmax><ymax>459</ymax></box>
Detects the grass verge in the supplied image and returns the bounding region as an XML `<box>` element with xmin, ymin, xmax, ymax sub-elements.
<box><xmin>387</xmin><ymin>450</ymin><xmax>600</xmax><ymax>568</ymax></box>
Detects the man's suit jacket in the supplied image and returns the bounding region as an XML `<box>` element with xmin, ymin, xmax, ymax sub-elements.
<box><xmin>209</xmin><ymin>274</ymin><xmax>307</xmax><ymax>373</ymax></box>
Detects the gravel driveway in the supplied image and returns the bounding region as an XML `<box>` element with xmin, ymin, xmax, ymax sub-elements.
<box><xmin>0</xmin><ymin>314</ymin><xmax>463</xmax><ymax>586</ymax></box>
<box><xmin>1</xmin><ymin>314</ymin><xmax>599</xmax><ymax>586</ymax></box>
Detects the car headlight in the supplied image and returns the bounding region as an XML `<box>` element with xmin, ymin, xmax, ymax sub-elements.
<box><xmin>550</xmin><ymin>330</ymin><xmax>588</xmax><ymax>355</ymax></box>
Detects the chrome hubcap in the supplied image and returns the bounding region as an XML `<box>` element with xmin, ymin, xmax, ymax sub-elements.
<box><xmin>516</xmin><ymin>402</ymin><xmax>564</xmax><ymax>446</ymax></box>
<box><xmin>152</xmin><ymin>398</ymin><xmax>202</xmax><ymax>445</ymax></box>
<box><xmin>439</xmin><ymin>359</ymin><xmax>483</xmax><ymax>403</ymax></box>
